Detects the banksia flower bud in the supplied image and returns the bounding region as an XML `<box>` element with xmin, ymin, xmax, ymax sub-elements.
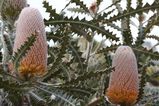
<box><xmin>138</xmin><ymin>14</ymin><xmax>145</xmax><ymax>24</ymax></box>
<box><xmin>89</xmin><ymin>1</ymin><xmax>98</xmax><ymax>16</ymax></box>
<box><xmin>1</xmin><ymin>0</ymin><xmax>27</xmax><ymax>25</ymax></box>
<box><xmin>13</xmin><ymin>7</ymin><xmax>47</xmax><ymax>79</ymax></box>
<box><xmin>106</xmin><ymin>46</ymin><xmax>139</xmax><ymax>105</ymax></box>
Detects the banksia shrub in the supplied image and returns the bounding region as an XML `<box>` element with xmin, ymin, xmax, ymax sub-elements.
<box><xmin>106</xmin><ymin>46</ymin><xmax>139</xmax><ymax>105</ymax></box>
<box><xmin>1</xmin><ymin>0</ymin><xmax>27</xmax><ymax>25</ymax></box>
<box><xmin>13</xmin><ymin>7</ymin><xmax>47</xmax><ymax>79</ymax></box>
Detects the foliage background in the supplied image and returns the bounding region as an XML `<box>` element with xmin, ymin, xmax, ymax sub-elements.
<box><xmin>0</xmin><ymin>0</ymin><xmax>159</xmax><ymax>106</ymax></box>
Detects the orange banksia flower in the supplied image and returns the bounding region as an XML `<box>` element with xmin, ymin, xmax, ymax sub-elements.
<box><xmin>1</xmin><ymin>0</ymin><xmax>27</xmax><ymax>25</ymax></box>
<box><xmin>13</xmin><ymin>7</ymin><xmax>47</xmax><ymax>79</ymax></box>
<box><xmin>106</xmin><ymin>46</ymin><xmax>139</xmax><ymax>105</ymax></box>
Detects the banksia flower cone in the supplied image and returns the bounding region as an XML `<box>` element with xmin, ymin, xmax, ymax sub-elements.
<box><xmin>1</xmin><ymin>0</ymin><xmax>27</xmax><ymax>25</ymax></box>
<box><xmin>106</xmin><ymin>46</ymin><xmax>139</xmax><ymax>105</ymax></box>
<box><xmin>13</xmin><ymin>7</ymin><xmax>47</xmax><ymax>79</ymax></box>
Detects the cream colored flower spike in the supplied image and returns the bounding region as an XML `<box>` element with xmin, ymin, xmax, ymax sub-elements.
<box><xmin>13</xmin><ymin>7</ymin><xmax>47</xmax><ymax>79</ymax></box>
<box><xmin>106</xmin><ymin>46</ymin><xmax>139</xmax><ymax>105</ymax></box>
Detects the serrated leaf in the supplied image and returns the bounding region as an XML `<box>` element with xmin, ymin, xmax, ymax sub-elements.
<box><xmin>67</xmin><ymin>7</ymin><xmax>88</xmax><ymax>15</ymax></box>
<box><xmin>12</xmin><ymin>35</ymin><xmax>36</xmax><ymax>70</ymax></box>
<box><xmin>146</xmin><ymin>35</ymin><xmax>159</xmax><ymax>41</ymax></box>
<box><xmin>69</xmin><ymin>41</ymin><xmax>86</xmax><ymax>72</ymax></box>
<box><xmin>135</xmin><ymin>25</ymin><xmax>145</xmax><ymax>46</ymax></box>
<box><xmin>70</xmin><ymin>0</ymin><xmax>88</xmax><ymax>13</ymax></box>
<box><xmin>144</xmin><ymin>14</ymin><xmax>159</xmax><ymax>36</ymax></box>
<box><xmin>43</xmin><ymin>35</ymin><xmax>70</xmax><ymax>82</ymax></box>
<box><xmin>102</xmin><ymin>2</ymin><xmax>159</xmax><ymax>23</ymax></box>
<box><xmin>61</xmin><ymin>67</ymin><xmax>114</xmax><ymax>86</ymax></box>
<box><xmin>97</xmin><ymin>0</ymin><xmax>103</xmax><ymax>6</ymax></box>
<box><xmin>45</xmin><ymin>17</ymin><xmax>119</xmax><ymax>41</ymax></box>
<box><xmin>96</xmin><ymin>8</ymin><xmax>116</xmax><ymax>22</ymax></box>
<box><xmin>0</xmin><ymin>77</ymin><xmax>28</xmax><ymax>93</ymax></box>
<box><xmin>133</xmin><ymin>48</ymin><xmax>159</xmax><ymax>60</ymax></box>
<box><xmin>97</xmin><ymin>45</ymin><xmax>118</xmax><ymax>54</ymax></box>
<box><xmin>137</xmin><ymin>62</ymin><xmax>152</xmax><ymax>102</ymax></box>
<box><xmin>36</xmin><ymin>86</ymin><xmax>81</xmax><ymax>106</ymax></box>
<box><xmin>43</xmin><ymin>0</ymin><xmax>63</xmax><ymax>20</ymax></box>
<box><xmin>123</xmin><ymin>30</ymin><xmax>133</xmax><ymax>45</ymax></box>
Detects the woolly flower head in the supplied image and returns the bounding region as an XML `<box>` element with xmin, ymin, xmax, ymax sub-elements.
<box><xmin>1</xmin><ymin>0</ymin><xmax>27</xmax><ymax>25</ymax></box>
<box><xmin>106</xmin><ymin>46</ymin><xmax>139</xmax><ymax>105</ymax></box>
<box><xmin>13</xmin><ymin>7</ymin><xmax>47</xmax><ymax>80</ymax></box>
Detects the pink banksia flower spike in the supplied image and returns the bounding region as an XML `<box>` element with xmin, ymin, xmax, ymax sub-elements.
<box><xmin>13</xmin><ymin>7</ymin><xmax>47</xmax><ymax>80</ymax></box>
<box><xmin>106</xmin><ymin>46</ymin><xmax>139</xmax><ymax>105</ymax></box>
<box><xmin>1</xmin><ymin>0</ymin><xmax>27</xmax><ymax>25</ymax></box>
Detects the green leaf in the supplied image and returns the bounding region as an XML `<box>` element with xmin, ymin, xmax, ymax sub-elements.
<box><xmin>61</xmin><ymin>67</ymin><xmax>114</xmax><ymax>87</ymax></box>
<box><xmin>69</xmin><ymin>41</ymin><xmax>87</xmax><ymax>72</ymax></box>
<box><xmin>97</xmin><ymin>0</ymin><xmax>121</xmax><ymax>16</ymax></box>
<box><xmin>97</xmin><ymin>45</ymin><xmax>118</xmax><ymax>54</ymax></box>
<box><xmin>144</xmin><ymin>15</ymin><xmax>159</xmax><ymax>36</ymax></box>
<box><xmin>137</xmin><ymin>62</ymin><xmax>152</xmax><ymax>102</ymax></box>
<box><xmin>70</xmin><ymin>0</ymin><xmax>88</xmax><ymax>12</ymax></box>
<box><xmin>107</xmin><ymin>23</ymin><xmax>123</xmax><ymax>32</ymax></box>
<box><xmin>133</xmin><ymin>48</ymin><xmax>159</xmax><ymax>60</ymax></box>
<box><xmin>29</xmin><ymin>91</ymin><xmax>46</xmax><ymax>105</ymax></box>
<box><xmin>96</xmin><ymin>8</ymin><xmax>116</xmax><ymax>22</ymax></box>
<box><xmin>43</xmin><ymin>0</ymin><xmax>62</xmax><ymax>20</ymax></box>
<box><xmin>0</xmin><ymin>77</ymin><xmax>29</xmax><ymax>95</ymax></box>
<box><xmin>67</xmin><ymin>7</ymin><xmax>89</xmax><ymax>15</ymax></box>
<box><xmin>102</xmin><ymin>2</ymin><xmax>159</xmax><ymax>23</ymax></box>
<box><xmin>97</xmin><ymin>0</ymin><xmax>103</xmax><ymax>6</ymax></box>
<box><xmin>12</xmin><ymin>34</ymin><xmax>36</xmax><ymax>70</ymax></box>
<box><xmin>146</xmin><ymin>35</ymin><xmax>159</xmax><ymax>41</ymax></box>
<box><xmin>57</xmin><ymin>86</ymin><xmax>94</xmax><ymax>96</ymax></box>
<box><xmin>123</xmin><ymin>30</ymin><xmax>133</xmax><ymax>45</ymax></box>
<box><xmin>45</xmin><ymin>17</ymin><xmax>119</xmax><ymax>41</ymax></box>
<box><xmin>135</xmin><ymin>24</ymin><xmax>145</xmax><ymax>46</ymax></box>
<box><xmin>122</xmin><ymin>0</ymin><xmax>133</xmax><ymax>45</ymax></box>
<box><xmin>35</xmin><ymin>86</ymin><xmax>81</xmax><ymax>106</ymax></box>
<box><xmin>3</xmin><ymin>34</ymin><xmax>12</xmax><ymax>55</ymax></box>
<box><xmin>43</xmin><ymin>35</ymin><xmax>70</xmax><ymax>82</ymax></box>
